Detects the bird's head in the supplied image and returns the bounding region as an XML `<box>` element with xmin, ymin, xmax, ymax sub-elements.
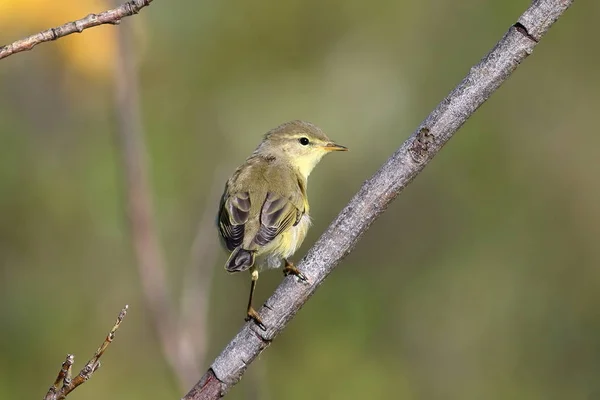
<box><xmin>256</xmin><ymin>120</ymin><xmax>347</xmax><ymax>179</ymax></box>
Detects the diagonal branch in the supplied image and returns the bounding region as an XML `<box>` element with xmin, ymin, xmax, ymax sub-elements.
<box><xmin>182</xmin><ymin>0</ymin><xmax>574</xmax><ymax>398</ymax></box>
<box><xmin>0</xmin><ymin>0</ymin><xmax>153</xmax><ymax>60</ymax></box>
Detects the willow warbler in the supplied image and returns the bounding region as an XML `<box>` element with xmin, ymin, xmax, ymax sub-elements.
<box><xmin>217</xmin><ymin>120</ymin><xmax>347</xmax><ymax>330</ymax></box>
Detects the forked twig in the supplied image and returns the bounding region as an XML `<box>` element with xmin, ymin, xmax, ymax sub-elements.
<box><xmin>44</xmin><ymin>305</ymin><xmax>128</xmax><ymax>400</ymax></box>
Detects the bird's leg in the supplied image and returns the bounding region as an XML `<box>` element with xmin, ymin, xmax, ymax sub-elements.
<box><xmin>245</xmin><ymin>268</ymin><xmax>266</xmax><ymax>331</ymax></box>
<box><xmin>283</xmin><ymin>258</ymin><xmax>308</xmax><ymax>282</ymax></box>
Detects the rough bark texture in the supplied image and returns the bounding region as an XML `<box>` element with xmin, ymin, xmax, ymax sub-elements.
<box><xmin>0</xmin><ymin>0</ymin><xmax>153</xmax><ymax>60</ymax></box>
<box><xmin>182</xmin><ymin>0</ymin><xmax>574</xmax><ymax>398</ymax></box>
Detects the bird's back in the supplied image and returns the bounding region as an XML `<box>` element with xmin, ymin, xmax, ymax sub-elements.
<box><xmin>218</xmin><ymin>155</ymin><xmax>307</xmax><ymax>270</ymax></box>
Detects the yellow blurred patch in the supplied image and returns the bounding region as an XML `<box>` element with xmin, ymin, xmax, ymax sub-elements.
<box><xmin>0</xmin><ymin>0</ymin><xmax>146</xmax><ymax>79</ymax></box>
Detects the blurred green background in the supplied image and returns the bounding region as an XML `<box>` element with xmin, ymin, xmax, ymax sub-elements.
<box><xmin>1</xmin><ymin>0</ymin><xmax>599</xmax><ymax>399</ymax></box>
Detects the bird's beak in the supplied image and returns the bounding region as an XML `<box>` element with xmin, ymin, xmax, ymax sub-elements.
<box><xmin>322</xmin><ymin>142</ymin><xmax>348</xmax><ymax>152</ymax></box>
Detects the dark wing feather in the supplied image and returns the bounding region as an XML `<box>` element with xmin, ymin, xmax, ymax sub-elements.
<box><xmin>218</xmin><ymin>191</ymin><xmax>250</xmax><ymax>251</ymax></box>
<box><xmin>254</xmin><ymin>192</ymin><xmax>302</xmax><ymax>247</ymax></box>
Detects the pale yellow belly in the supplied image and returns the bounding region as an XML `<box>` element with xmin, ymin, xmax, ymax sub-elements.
<box><xmin>257</xmin><ymin>214</ymin><xmax>311</xmax><ymax>269</ymax></box>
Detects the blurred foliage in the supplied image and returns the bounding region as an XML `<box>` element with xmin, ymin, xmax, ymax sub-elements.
<box><xmin>1</xmin><ymin>0</ymin><xmax>599</xmax><ymax>399</ymax></box>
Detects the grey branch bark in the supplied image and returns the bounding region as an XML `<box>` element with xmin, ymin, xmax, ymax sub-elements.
<box><xmin>0</xmin><ymin>0</ymin><xmax>153</xmax><ymax>60</ymax></box>
<box><xmin>182</xmin><ymin>0</ymin><xmax>574</xmax><ymax>398</ymax></box>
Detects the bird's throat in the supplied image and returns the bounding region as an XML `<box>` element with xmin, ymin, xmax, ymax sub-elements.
<box><xmin>293</xmin><ymin>154</ymin><xmax>323</xmax><ymax>181</ymax></box>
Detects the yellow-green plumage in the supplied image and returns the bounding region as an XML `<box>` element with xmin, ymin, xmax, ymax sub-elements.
<box><xmin>217</xmin><ymin>120</ymin><xmax>347</xmax><ymax>328</ymax></box>
<box><xmin>218</xmin><ymin>120</ymin><xmax>346</xmax><ymax>272</ymax></box>
<box><xmin>219</xmin><ymin>154</ymin><xmax>311</xmax><ymax>271</ymax></box>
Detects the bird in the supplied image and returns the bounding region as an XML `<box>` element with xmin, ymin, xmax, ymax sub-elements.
<box><xmin>217</xmin><ymin>120</ymin><xmax>347</xmax><ymax>330</ymax></box>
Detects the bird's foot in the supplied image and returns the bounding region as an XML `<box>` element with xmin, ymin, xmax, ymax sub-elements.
<box><xmin>283</xmin><ymin>259</ymin><xmax>308</xmax><ymax>283</ymax></box>
<box><xmin>245</xmin><ymin>307</ymin><xmax>266</xmax><ymax>331</ymax></box>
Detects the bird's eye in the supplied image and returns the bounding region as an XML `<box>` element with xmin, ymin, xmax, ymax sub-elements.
<box><xmin>299</xmin><ymin>137</ymin><xmax>310</xmax><ymax>146</ymax></box>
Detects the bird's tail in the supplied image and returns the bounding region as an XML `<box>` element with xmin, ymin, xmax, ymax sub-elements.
<box><xmin>225</xmin><ymin>247</ymin><xmax>256</xmax><ymax>272</ymax></box>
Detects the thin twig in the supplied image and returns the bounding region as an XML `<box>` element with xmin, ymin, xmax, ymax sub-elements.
<box><xmin>113</xmin><ymin>17</ymin><xmax>200</xmax><ymax>391</ymax></box>
<box><xmin>182</xmin><ymin>0</ymin><xmax>574</xmax><ymax>398</ymax></box>
<box><xmin>43</xmin><ymin>305</ymin><xmax>128</xmax><ymax>400</ymax></box>
<box><xmin>0</xmin><ymin>0</ymin><xmax>153</xmax><ymax>60</ymax></box>
<box><xmin>44</xmin><ymin>355</ymin><xmax>74</xmax><ymax>400</ymax></box>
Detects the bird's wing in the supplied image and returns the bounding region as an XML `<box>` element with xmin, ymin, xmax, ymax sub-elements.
<box><xmin>254</xmin><ymin>191</ymin><xmax>303</xmax><ymax>247</ymax></box>
<box><xmin>218</xmin><ymin>191</ymin><xmax>251</xmax><ymax>251</ymax></box>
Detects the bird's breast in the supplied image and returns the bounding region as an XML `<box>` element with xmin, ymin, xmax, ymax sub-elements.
<box><xmin>265</xmin><ymin>213</ymin><xmax>311</xmax><ymax>261</ymax></box>
<box><xmin>287</xmin><ymin>214</ymin><xmax>311</xmax><ymax>256</ymax></box>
